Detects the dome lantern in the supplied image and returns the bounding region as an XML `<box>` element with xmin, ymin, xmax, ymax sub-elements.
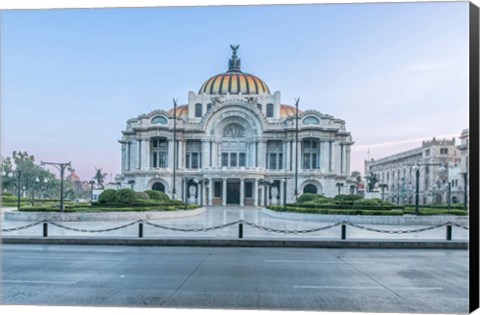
<box><xmin>198</xmin><ymin>45</ymin><xmax>270</xmax><ymax>95</ymax></box>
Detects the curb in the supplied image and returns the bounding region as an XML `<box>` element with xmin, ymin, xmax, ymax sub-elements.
<box><xmin>1</xmin><ymin>236</ymin><xmax>468</xmax><ymax>249</ymax></box>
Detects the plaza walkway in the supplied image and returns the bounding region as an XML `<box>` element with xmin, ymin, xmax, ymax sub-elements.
<box><xmin>0</xmin><ymin>206</ymin><xmax>469</xmax><ymax>240</ymax></box>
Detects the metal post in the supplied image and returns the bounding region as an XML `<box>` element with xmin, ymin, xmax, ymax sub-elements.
<box><xmin>17</xmin><ymin>171</ymin><xmax>22</xmax><ymax>210</ymax></box>
<box><xmin>238</xmin><ymin>223</ymin><xmax>243</xmax><ymax>239</ymax></box>
<box><xmin>446</xmin><ymin>224</ymin><xmax>452</xmax><ymax>241</ymax></box>
<box><xmin>415</xmin><ymin>169</ymin><xmax>420</xmax><ymax>215</ymax></box>
<box><xmin>139</xmin><ymin>222</ymin><xmax>144</xmax><ymax>238</ymax></box>
<box><xmin>172</xmin><ymin>98</ymin><xmax>177</xmax><ymax>199</ymax></box>
<box><xmin>283</xmin><ymin>178</ymin><xmax>287</xmax><ymax>210</ymax></box>
<box><xmin>463</xmin><ymin>172</ymin><xmax>468</xmax><ymax>210</ymax></box>
<box><xmin>341</xmin><ymin>224</ymin><xmax>346</xmax><ymax>240</ymax></box>
<box><xmin>294</xmin><ymin>98</ymin><xmax>299</xmax><ymax>200</ymax></box>
<box><xmin>43</xmin><ymin>222</ymin><xmax>48</xmax><ymax>237</ymax></box>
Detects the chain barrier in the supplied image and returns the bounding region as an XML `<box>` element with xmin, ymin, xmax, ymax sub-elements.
<box><xmin>242</xmin><ymin>220</ymin><xmax>343</xmax><ymax>234</ymax></box>
<box><xmin>1</xmin><ymin>219</ymin><xmax>46</xmax><ymax>232</ymax></box>
<box><xmin>343</xmin><ymin>221</ymin><xmax>450</xmax><ymax>234</ymax></box>
<box><xmin>144</xmin><ymin>220</ymin><xmax>242</xmax><ymax>232</ymax></box>
<box><xmin>45</xmin><ymin>220</ymin><xmax>142</xmax><ymax>233</ymax></box>
<box><xmin>1</xmin><ymin>219</ymin><xmax>469</xmax><ymax>234</ymax></box>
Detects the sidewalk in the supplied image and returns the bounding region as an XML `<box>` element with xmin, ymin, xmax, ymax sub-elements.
<box><xmin>1</xmin><ymin>206</ymin><xmax>469</xmax><ymax>241</ymax></box>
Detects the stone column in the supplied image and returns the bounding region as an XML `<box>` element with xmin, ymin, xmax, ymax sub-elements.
<box><xmin>346</xmin><ymin>145</ymin><xmax>351</xmax><ymax>176</ymax></box>
<box><xmin>258</xmin><ymin>141</ymin><xmax>266</xmax><ymax>168</ymax></box>
<box><xmin>240</xmin><ymin>178</ymin><xmax>245</xmax><ymax>207</ymax></box>
<box><xmin>137</xmin><ymin>139</ymin><xmax>142</xmax><ymax>169</ymax></box>
<box><xmin>253</xmin><ymin>179</ymin><xmax>259</xmax><ymax>207</ymax></box>
<box><xmin>168</xmin><ymin>140</ymin><xmax>174</xmax><ymax>169</ymax></box>
<box><xmin>280</xmin><ymin>181</ymin><xmax>284</xmax><ymax>207</ymax></box>
<box><xmin>121</xmin><ymin>144</ymin><xmax>126</xmax><ymax>171</ymax></box>
<box><xmin>285</xmin><ymin>140</ymin><xmax>291</xmax><ymax>172</ymax></box>
<box><xmin>127</xmin><ymin>142</ymin><xmax>131</xmax><ymax>171</ymax></box>
<box><xmin>208</xmin><ymin>178</ymin><xmax>213</xmax><ymax>206</ymax></box>
<box><xmin>222</xmin><ymin>178</ymin><xmax>227</xmax><ymax>206</ymax></box>
<box><xmin>329</xmin><ymin>141</ymin><xmax>333</xmax><ymax>172</ymax></box>
<box><xmin>142</xmin><ymin>139</ymin><xmax>150</xmax><ymax>170</ymax></box>
<box><xmin>178</xmin><ymin>140</ymin><xmax>183</xmax><ymax>170</ymax></box>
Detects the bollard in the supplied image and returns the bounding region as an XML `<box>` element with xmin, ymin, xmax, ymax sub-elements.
<box><xmin>446</xmin><ymin>224</ymin><xmax>452</xmax><ymax>241</ymax></box>
<box><xmin>238</xmin><ymin>223</ymin><xmax>243</xmax><ymax>239</ymax></box>
<box><xmin>341</xmin><ymin>224</ymin><xmax>346</xmax><ymax>240</ymax></box>
<box><xmin>138</xmin><ymin>222</ymin><xmax>144</xmax><ymax>238</ymax></box>
<box><xmin>43</xmin><ymin>222</ymin><xmax>48</xmax><ymax>238</ymax></box>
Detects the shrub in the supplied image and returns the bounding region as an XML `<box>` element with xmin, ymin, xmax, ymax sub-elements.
<box><xmin>98</xmin><ymin>189</ymin><xmax>117</xmax><ymax>205</ymax></box>
<box><xmin>115</xmin><ymin>189</ymin><xmax>138</xmax><ymax>205</ymax></box>
<box><xmin>145</xmin><ymin>190</ymin><xmax>170</xmax><ymax>201</ymax></box>
<box><xmin>333</xmin><ymin>194</ymin><xmax>363</xmax><ymax>205</ymax></box>
<box><xmin>136</xmin><ymin>192</ymin><xmax>150</xmax><ymax>200</ymax></box>
<box><xmin>1</xmin><ymin>192</ymin><xmax>13</xmax><ymax>197</ymax></box>
<box><xmin>353</xmin><ymin>199</ymin><xmax>381</xmax><ymax>206</ymax></box>
<box><xmin>297</xmin><ymin>193</ymin><xmax>322</xmax><ymax>203</ymax></box>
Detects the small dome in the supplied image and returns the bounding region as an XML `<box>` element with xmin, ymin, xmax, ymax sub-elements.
<box><xmin>198</xmin><ymin>45</ymin><xmax>270</xmax><ymax>95</ymax></box>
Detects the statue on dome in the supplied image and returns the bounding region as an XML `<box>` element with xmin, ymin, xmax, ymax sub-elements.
<box><xmin>230</xmin><ymin>44</ymin><xmax>239</xmax><ymax>57</ymax></box>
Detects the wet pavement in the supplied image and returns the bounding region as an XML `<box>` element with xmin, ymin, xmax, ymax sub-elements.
<box><xmin>0</xmin><ymin>206</ymin><xmax>469</xmax><ymax>240</ymax></box>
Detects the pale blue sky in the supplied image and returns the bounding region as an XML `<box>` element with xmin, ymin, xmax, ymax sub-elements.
<box><xmin>1</xmin><ymin>2</ymin><xmax>469</xmax><ymax>180</ymax></box>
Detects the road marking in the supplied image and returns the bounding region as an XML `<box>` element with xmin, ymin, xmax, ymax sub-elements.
<box><xmin>265</xmin><ymin>260</ymin><xmax>340</xmax><ymax>264</ymax></box>
<box><xmin>18</xmin><ymin>256</ymin><xmax>125</xmax><ymax>262</ymax></box>
<box><xmin>293</xmin><ymin>285</ymin><xmax>443</xmax><ymax>291</ymax></box>
<box><xmin>3</xmin><ymin>280</ymin><xmax>77</xmax><ymax>285</ymax></box>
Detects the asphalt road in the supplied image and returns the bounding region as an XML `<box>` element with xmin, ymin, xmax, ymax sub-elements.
<box><xmin>1</xmin><ymin>244</ymin><xmax>469</xmax><ymax>313</ymax></box>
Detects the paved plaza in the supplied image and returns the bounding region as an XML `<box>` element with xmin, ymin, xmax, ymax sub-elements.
<box><xmin>1</xmin><ymin>207</ymin><xmax>469</xmax><ymax>240</ymax></box>
<box><xmin>1</xmin><ymin>244</ymin><xmax>469</xmax><ymax>312</ymax></box>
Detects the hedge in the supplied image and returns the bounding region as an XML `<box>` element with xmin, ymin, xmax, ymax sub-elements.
<box><xmin>287</xmin><ymin>203</ymin><xmax>403</xmax><ymax>210</ymax></box>
<box><xmin>18</xmin><ymin>205</ymin><xmax>196</xmax><ymax>212</ymax></box>
<box><xmin>144</xmin><ymin>190</ymin><xmax>170</xmax><ymax>201</ymax></box>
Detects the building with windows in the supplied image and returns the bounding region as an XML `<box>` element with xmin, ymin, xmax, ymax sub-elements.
<box><xmin>116</xmin><ymin>46</ymin><xmax>355</xmax><ymax>206</ymax></box>
<box><xmin>364</xmin><ymin>134</ymin><xmax>466</xmax><ymax>205</ymax></box>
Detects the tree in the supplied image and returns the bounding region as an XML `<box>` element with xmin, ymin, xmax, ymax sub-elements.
<box><xmin>94</xmin><ymin>167</ymin><xmax>108</xmax><ymax>189</ymax></box>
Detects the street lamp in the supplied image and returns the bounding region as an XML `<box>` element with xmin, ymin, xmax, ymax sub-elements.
<box><xmin>281</xmin><ymin>178</ymin><xmax>287</xmax><ymax>210</ymax></box>
<box><xmin>6</xmin><ymin>168</ymin><xmax>23</xmax><ymax>210</ymax></box>
<box><xmin>40</xmin><ymin>161</ymin><xmax>71</xmax><ymax>212</ymax></box>
<box><xmin>31</xmin><ymin>176</ymin><xmax>40</xmax><ymax>206</ymax></box>
<box><xmin>88</xmin><ymin>180</ymin><xmax>95</xmax><ymax>201</ymax></box>
<box><xmin>412</xmin><ymin>164</ymin><xmax>421</xmax><ymax>215</ymax></box>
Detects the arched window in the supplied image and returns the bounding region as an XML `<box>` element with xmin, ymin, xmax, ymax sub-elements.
<box><xmin>152</xmin><ymin>182</ymin><xmax>165</xmax><ymax>192</ymax></box>
<box><xmin>151</xmin><ymin>116</ymin><xmax>168</xmax><ymax>125</ymax></box>
<box><xmin>303</xmin><ymin>184</ymin><xmax>317</xmax><ymax>194</ymax></box>
<box><xmin>195</xmin><ymin>103</ymin><xmax>203</xmax><ymax>117</ymax></box>
<box><xmin>266</xmin><ymin>103</ymin><xmax>274</xmax><ymax>117</ymax></box>
<box><xmin>303</xmin><ymin>116</ymin><xmax>319</xmax><ymax>125</ymax></box>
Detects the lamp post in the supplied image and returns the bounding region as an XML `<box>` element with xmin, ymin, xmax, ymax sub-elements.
<box><xmin>445</xmin><ymin>182</ymin><xmax>452</xmax><ymax>210</ymax></box>
<box><xmin>40</xmin><ymin>161</ymin><xmax>71</xmax><ymax>212</ymax></box>
<box><xmin>412</xmin><ymin>164</ymin><xmax>420</xmax><ymax>215</ymax></box>
<box><xmin>172</xmin><ymin>98</ymin><xmax>177</xmax><ymax>200</ymax></box>
<box><xmin>281</xmin><ymin>178</ymin><xmax>287</xmax><ymax>210</ymax></box>
<box><xmin>31</xmin><ymin>176</ymin><xmax>39</xmax><ymax>206</ymax></box>
<box><xmin>5</xmin><ymin>168</ymin><xmax>23</xmax><ymax>210</ymax></box>
<box><xmin>294</xmin><ymin>97</ymin><xmax>300</xmax><ymax>200</ymax></box>
<box><xmin>461</xmin><ymin>172</ymin><xmax>468</xmax><ymax>210</ymax></box>
<box><xmin>88</xmin><ymin>180</ymin><xmax>95</xmax><ymax>201</ymax></box>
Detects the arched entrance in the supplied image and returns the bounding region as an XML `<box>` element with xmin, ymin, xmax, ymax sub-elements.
<box><xmin>152</xmin><ymin>182</ymin><xmax>165</xmax><ymax>192</ymax></box>
<box><xmin>303</xmin><ymin>184</ymin><xmax>317</xmax><ymax>194</ymax></box>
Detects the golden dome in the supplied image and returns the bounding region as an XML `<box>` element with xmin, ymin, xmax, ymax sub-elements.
<box><xmin>199</xmin><ymin>72</ymin><xmax>270</xmax><ymax>95</ymax></box>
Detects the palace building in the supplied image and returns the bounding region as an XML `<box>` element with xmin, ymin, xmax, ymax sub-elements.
<box><xmin>116</xmin><ymin>46</ymin><xmax>355</xmax><ymax>206</ymax></box>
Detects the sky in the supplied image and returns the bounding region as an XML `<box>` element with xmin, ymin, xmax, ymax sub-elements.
<box><xmin>0</xmin><ymin>1</ymin><xmax>469</xmax><ymax>181</ymax></box>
